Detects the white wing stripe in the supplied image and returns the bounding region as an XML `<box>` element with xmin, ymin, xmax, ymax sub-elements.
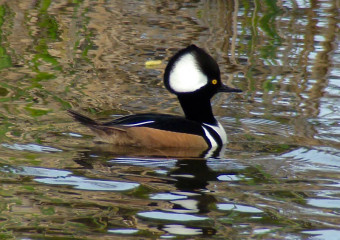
<box><xmin>122</xmin><ymin>120</ymin><xmax>155</xmax><ymax>127</ymax></box>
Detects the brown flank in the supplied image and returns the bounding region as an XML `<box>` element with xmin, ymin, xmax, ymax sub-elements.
<box><xmin>68</xmin><ymin>110</ymin><xmax>208</xmax><ymax>148</ymax></box>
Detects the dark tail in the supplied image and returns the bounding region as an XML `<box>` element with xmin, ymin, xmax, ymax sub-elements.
<box><xmin>67</xmin><ymin>109</ymin><xmax>98</xmax><ymax>126</ymax></box>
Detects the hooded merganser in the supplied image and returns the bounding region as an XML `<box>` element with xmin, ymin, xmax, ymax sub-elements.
<box><xmin>68</xmin><ymin>45</ymin><xmax>242</xmax><ymax>149</ymax></box>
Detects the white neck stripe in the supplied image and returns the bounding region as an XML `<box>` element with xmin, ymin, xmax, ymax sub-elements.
<box><xmin>202</xmin><ymin>126</ymin><xmax>218</xmax><ymax>147</ymax></box>
<box><xmin>202</xmin><ymin>122</ymin><xmax>227</xmax><ymax>145</ymax></box>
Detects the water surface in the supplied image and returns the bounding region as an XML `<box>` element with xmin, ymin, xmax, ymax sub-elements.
<box><xmin>0</xmin><ymin>0</ymin><xmax>339</xmax><ymax>239</ymax></box>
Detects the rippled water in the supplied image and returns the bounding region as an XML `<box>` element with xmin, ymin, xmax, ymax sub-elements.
<box><xmin>0</xmin><ymin>0</ymin><xmax>339</xmax><ymax>239</ymax></box>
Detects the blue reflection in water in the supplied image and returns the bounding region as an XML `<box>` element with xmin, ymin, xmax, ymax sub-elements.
<box><xmin>302</xmin><ymin>230</ymin><xmax>340</xmax><ymax>240</ymax></box>
<box><xmin>2</xmin><ymin>166</ymin><xmax>139</xmax><ymax>191</ymax></box>
<box><xmin>216</xmin><ymin>203</ymin><xmax>263</xmax><ymax>213</ymax></box>
<box><xmin>137</xmin><ymin>211</ymin><xmax>208</xmax><ymax>221</ymax></box>
<box><xmin>2</xmin><ymin>143</ymin><xmax>62</xmax><ymax>152</ymax></box>
<box><xmin>163</xmin><ymin>224</ymin><xmax>202</xmax><ymax>236</ymax></box>
<box><xmin>108</xmin><ymin>229</ymin><xmax>139</xmax><ymax>234</ymax></box>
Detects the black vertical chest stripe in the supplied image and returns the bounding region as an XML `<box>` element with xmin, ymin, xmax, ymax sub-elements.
<box><xmin>103</xmin><ymin>113</ymin><xmax>206</xmax><ymax>136</ymax></box>
<box><xmin>202</xmin><ymin>124</ymin><xmax>223</xmax><ymax>147</ymax></box>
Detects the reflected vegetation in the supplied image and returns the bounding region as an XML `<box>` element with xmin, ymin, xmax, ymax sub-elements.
<box><xmin>0</xmin><ymin>0</ymin><xmax>339</xmax><ymax>239</ymax></box>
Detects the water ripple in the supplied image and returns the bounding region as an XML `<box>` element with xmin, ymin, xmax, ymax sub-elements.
<box><xmin>137</xmin><ymin>211</ymin><xmax>209</xmax><ymax>222</ymax></box>
<box><xmin>2</xmin><ymin>143</ymin><xmax>62</xmax><ymax>153</ymax></box>
<box><xmin>2</xmin><ymin>166</ymin><xmax>139</xmax><ymax>191</ymax></box>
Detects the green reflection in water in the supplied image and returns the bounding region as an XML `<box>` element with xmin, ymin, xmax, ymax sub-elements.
<box><xmin>241</xmin><ymin>0</ymin><xmax>283</xmax><ymax>93</ymax></box>
<box><xmin>30</xmin><ymin>0</ymin><xmax>61</xmax><ymax>71</ymax></box>
<box><xmin>0</xmin><ymin>0</ymin><xmax>338</xmax><ymax>239</ymax></box>
<box><xmin>259</xmin><ymin>0</ymin><xmax>282</xmax><ymax>46</ymax></box>
<box><xmin>0</xmin><ymin>5</ymin><xmax>12</xmax><ymax>70</ymax></box>
<box><xmin>24</xmin><ymin>105</ymin><xmax>52</xmax><ymax>117</ymax></box>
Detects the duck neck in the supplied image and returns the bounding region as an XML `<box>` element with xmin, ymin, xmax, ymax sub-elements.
<box><xmin>177</xmin><ymin>94</ymin><xmax>217</xmax><ymax>125</ymax></box>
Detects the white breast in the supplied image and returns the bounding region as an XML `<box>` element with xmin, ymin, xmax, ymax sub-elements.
<box><xmin>202</xmin><ymin>122</ymin><xmax>227</xmax><ymax>147</ymax></box>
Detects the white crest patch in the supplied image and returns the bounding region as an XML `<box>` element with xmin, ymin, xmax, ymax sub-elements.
<box><xmin>169</xmin><ymin>53</ymin><xmax>208</xmax><ymax>93</ymax></box>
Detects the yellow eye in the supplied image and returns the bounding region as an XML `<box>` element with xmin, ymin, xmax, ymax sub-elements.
<box><xmin>212</xmin><ymin>79</ymin><xmax>217</xmax><ymax>85</ymax></box>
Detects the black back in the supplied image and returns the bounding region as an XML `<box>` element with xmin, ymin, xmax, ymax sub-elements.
<box><xmin>103</xmin><ymin>113</ymin><xmax>206</xmax><ymax>136</ymax></box>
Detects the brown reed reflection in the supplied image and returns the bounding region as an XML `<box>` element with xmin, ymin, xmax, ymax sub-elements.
<box><xmin>0</xmin><ymin>0</ymin><xmax>339</xmax><ymax>239</ymax></box>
